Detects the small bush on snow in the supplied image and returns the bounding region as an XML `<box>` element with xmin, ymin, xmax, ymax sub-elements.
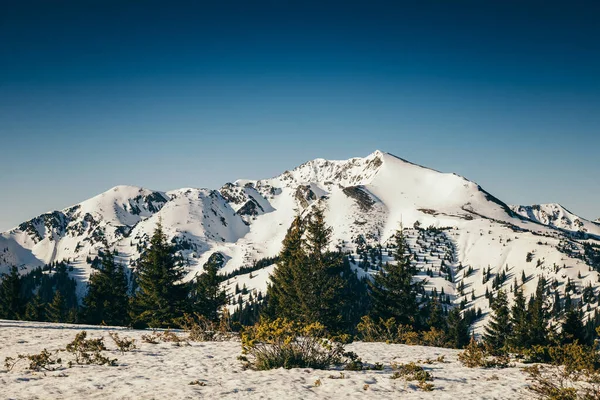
<box><xmin>240</xmin><ymin>318</ymin><xmax>345</xmax><ymax>370</ymax></box>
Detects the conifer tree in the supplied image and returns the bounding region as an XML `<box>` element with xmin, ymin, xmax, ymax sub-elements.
<box><xmin>46</xmin><ymin>290</ymin><xmax>68</xmax><ymax>322</ymax></box>
<box><xmin>0</xmin><ymin>266</ymin><xmax>24</xmax><ymax>320</ymax></box>
<box><xmin>300</xmin><ymin>208</ymin><xmax>360</xmax><ymax>333</ymax></box>
<box><xmin>368</xmin><ymin>229</ymin><xmax>423</xmax><ymax>327</ymax></box>
<box><xmin>561</xmin><ymin>308</ymin><xmax>587</xmax><ymax>345</ymax></box>
<box><xmin>527</xmin><ymin>278</ymin><xmax>552</xmax><ymax>346</ymax></box>
<box><xmin>509</xmin><ymin>287</ymin><xmax>529</xmax><ymax>349</ymax></box>
<box><xmin>130</xmin><ymin>222</ymin><xmax>189</xmax><ymax>328</ymax></box>
<box><xmin>447</xmin><ymin>307</ymin><xmax>470</xmax><ymax>348</ymax></box>
<box><xmin>24</xmin><ymin>293</ymin><xmax>45</xmax><ymax>321</ymax></box>
<box><xmin>191</xmin><ymin>253</ymin><xmax>227</xmax><ymax>321</ymax></box>
<box><xmin>82</xmin><ymin>248</ymin><xmax>130</xmax><ymax>326</ymax></box>
<box><xmin>265</xmin><ymin>216</ymin><xmax>305</xmax><ymax>321</ymax></box>
<box><xmin>483</xmin><ymin>290</ymin><xmax>512</xmax><ymax>353</ymax></box>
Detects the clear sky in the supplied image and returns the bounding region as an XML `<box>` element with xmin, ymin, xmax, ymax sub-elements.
<box><xmin>1</xmin><ymin>0</ymin><xmax>599</xmax><ymax>231</ymax></box>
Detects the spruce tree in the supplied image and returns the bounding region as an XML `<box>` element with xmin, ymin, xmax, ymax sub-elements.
<box><xmin>130</xmin><ymin>222</ymin><xmax>189</xmax><ymax>328</ymax></box>
<box><xmin>561</xmin><ymin>309</ymin><xmax>587</xmax><ymax>345</ymax></box>
<box><xmin>509</xmin><ymin>288</ymin><xmax>529</xmax><ymax>350</ymax></box>
<box><xmin>483</xmin><ymin>290</ymin><xmax>512</xmax><ymax>353</ymax></box>
<box><xmin>527</xmin><ymin>278</ymin><xmax>552</xmax><ymax>346</ymax></box>
<box><xmin>82</xmin><ymin>248</ymin><xmax>130</xmax><ymax>326</ymax></box>
<box><xmin>368</xmin><ymin>229</ymin><xmax>422</xmax><ymax>327</ymax></box>
<box><xmin>191</xmin><ymin>253</ymin><xmax>227</xmax><ymax>322</ymax></box>
<box><xmin>264</xmin><ymin>216</ymin><xmax>306</xmax><ymax>320</ymax></box>
<box><xmin>0</xmin><ymin>266</ymin><xmax>24</xmax><ymax>320</ymax></box>
<box><xmin>447</xmin><ymin>307</ymin><xmax>470</xmax><ymax>349</ymax></box>
<box><xmin>300</xmin><ymin>208</ymin><xmax>360</xmax><ymax>333</ymax></box>
<box><xmin>46</xmin><ymin>290</ymin><xmax>68</xmax><ymax>322</ymax></box>
<box><xmin>24</xmin><ymin>293</ymin><xmax>45</xmax><ymax>321</ymax></box>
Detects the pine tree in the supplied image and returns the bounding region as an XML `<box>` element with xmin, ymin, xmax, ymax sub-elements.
<box><xmin>509</xmin><ymin>288</ymin><xmax>529</xmax><ymax>349</ymax></box>
<box><xmin>561</xmin><ymin>309</ymin><xmax>587</xmax><ymax>345</ymax></box>
<box><xmin>300</xmin><ymin>208</ymin><xmax>362</xmax><ymax>333</ymax></box>
<box><xmin>447</xmin><ymin>307</ymin><xmax>470</xmax><ymax>349</ymax></box>
<box><xmin>46</xmin><ymin>290</ymin><xmax>68</xmax><ymax>322</ymax></box>
<box><xmin>82</xmin><ymin>248</ymin><xmax>130</xmax><ymax>326</ymax></box>
<box><xmin>191</xmin><ymin>253</ymin><xmax>227</xmax><ymax>321</ymax></box>
<box><xmin>265</xmin><ymin>209</ymin><xmax>366</xmax><ymax>333</ymax></box>
<box><xmin>483</xmin><ymin>290</ymin><xmax>512</xmax><ymax>353</ymax></box>
<box><xmin>426</xmin><ymin>297</ymin><xmax>446</xmax><ymax>331</ymax></box>
<box><xmin>24</xmin><ymin>293</ymin><xmax>45</xmax><ymax>321</ymax></box>
<box><xmin>368</xmin><ymin>229</ymin><xmax>423</xmax><ymax>328</ymax></box>
<box><xmin>130</xmin><ymin>222</ymin><xmax>189</xmax><ymax>328</ymax></box>
<box><xmin>0</xmin><ymin>266</ymin><xmax>24</xmax><ymax>320</ymax></box>
<box><xmin>264</xmin><ymin>216</ymin><xmax>306</xmax><ymax>321</ymax></box>
<box><xmin>527</xmin><ymin>278</ymin><xmax>552</xmax><ymax>346</ymax></box>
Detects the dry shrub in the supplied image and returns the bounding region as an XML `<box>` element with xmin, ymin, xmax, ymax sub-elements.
<box><xmin>4</xmin><ymin>349</ymin><xmax>62</xmax><ymax>372</ymax></box>
<box><xmin>65</xmin><ymin>331</ymin><xmax>117</xmax><ymax>366</ymax></box>
<box><xmin>458</xmin><ymin>339</ymin><xmax>510</xmax><ymax>368</ymax></box>
<box><xmin>240</xmin><ymin>318</ymin><xmax>345</xmax><ymax>370</ymax></box>
<box><xmin>525</xmin><ymin>342</ymin><xmax>600</xmax><ymax>399</ymax></box>
<box><xmin>181</xmin><ymin>312</ymin><xmax>236</xmax><ymax>342</ymax></box>
<box><xmin>108</xmin><ymin>332</ymin><xmax>137</xmax><ymax>354</ymax></box>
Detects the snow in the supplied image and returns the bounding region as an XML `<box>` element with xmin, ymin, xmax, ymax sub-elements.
<box><xmin>1</xmin><ymin>150</ymin><xmax>599</xmax><ymax>332</ymax></box>
<box><xmin>511</xmin><ymin>203</ymin><xmax>600</xmax><ymax>238</ymax></box>
<box><xmin>0</xmin><ymin>319</ymin><xmax>533</xmax><ymax>399</ymax></box>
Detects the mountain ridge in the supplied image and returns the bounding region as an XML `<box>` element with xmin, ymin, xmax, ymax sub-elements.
<box><xmin>2</xmin><ymin>150</ymin><xmax>599</xmax><ymax>333</ymax></box>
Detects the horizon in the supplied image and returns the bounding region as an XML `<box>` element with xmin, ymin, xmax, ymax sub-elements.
<box><xmin>2</xmin><ymin>1</ymin><xmax>599</xmax><ymax>231</ymax></box>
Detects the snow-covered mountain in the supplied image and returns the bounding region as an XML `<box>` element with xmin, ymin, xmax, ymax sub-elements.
<box><xmin>2</xmin><ymin>150</ymin><xmax>599</xmax><ymax>331</ymax></box>
<box><xmin>510</xmin><ymin>203</ymin><xmax>600</xmax><ymax>238</ymax></box>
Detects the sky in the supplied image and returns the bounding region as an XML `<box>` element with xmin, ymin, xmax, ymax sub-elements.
<box><xmin>1</xmin><ymin>0</ymin><xmax>599</xmax><ymax>231</ymax></box>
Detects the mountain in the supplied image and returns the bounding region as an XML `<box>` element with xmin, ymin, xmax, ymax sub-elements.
<box><xmin>510</xmin><ymin>203</ymin><xmax>600</xmax><ymax>239</ymax></box>
<box><xmin>2</xmin><ymin>150</ymin><xmax>599</xmax><ymax>332</ymax></box>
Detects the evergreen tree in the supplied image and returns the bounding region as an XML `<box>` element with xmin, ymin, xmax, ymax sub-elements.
<box><xmin>264</xmin><ymin>216</ymin><xmax>305</xmax><ymax>320</ymax></box>
<box><xmin>130</xmin><ymin>222</ymin><xmax>189</xmax><ymax>328</ymax></box>
<box><xmin>483</xmin><ymin>290</ymin><xmax>512</xmax><ymax>353</ymax></box>
<box><xmin>300</xmin><ymin>208</ymin><xmax>363</xmax><ymax>333</ymax></box>
<box><xmin>426</xmin><ymin>297</ymin><xmax>446</xmax><ymax>331</ymax></box>
<box><xmin>191</xmin><ymin>253</ymin><xmax>227</xmax><ymax>321</ymax></box>
<box><xmin>46</xmin><ymin>290</ymin><xmax>68</xmax><ymax>322</ymax></box>
<box><xmin>509</xmin><ymin>288</ymin><xmax>529</xmax><ymax>349</ymax></box>
<box><xmin>82</xmin><ymin>248</ymin><xmax>130</xmax><ymax>326</ymax></box>
<box><xmin>561</xmin><ymin>309</ymin><xmax>587</xmax><ymax>345</ymax></box>
<box><xmin>527</xmin><ymin>278</ymin><xmax>552</xmax><ymax>346</ymax></box>
<box><xmin>447</xmin><ymin>307</ymin><xmax>470</xmax><ymax>348</ymax></box>
<box><xmin>265</xmin><ymin>209</ymin><xmax>366</xmax><ymax>333</ymax></box>
<box><xmin>0</xmin><ymin>266</ymin><xmax>24</xmax><ymax>320</ymax></box>
<box><xmin>368</xmin><ymin>229</ymin><xmax>423</xmax><ymax>328</ymax></box>
<box><xmin>24</xmin><ymin>293</ymin><xmax>45</xmax><ymax>321</ymax></box>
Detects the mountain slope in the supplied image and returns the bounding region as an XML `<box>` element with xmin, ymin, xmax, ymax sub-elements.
<box><xmin>510</xmin><ymin>203</ymin><xmax>600</xmax><ymax>238</ymax></box>
<box><xmin>1</xmin><ymin>150</ymin><xmax>599</xmax><ymax>332</ymax></box>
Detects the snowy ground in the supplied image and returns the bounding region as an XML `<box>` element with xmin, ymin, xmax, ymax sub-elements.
<box><xmin>0</xmin><ymin>320</ymin><xmax>533</xmax><ymax>399</ymax></box>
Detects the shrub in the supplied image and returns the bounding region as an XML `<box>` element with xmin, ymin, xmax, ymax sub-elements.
<box><xmin>65</xmin><ymin>331</ymin><xmax>117</xmax><ymax>366</ymax></box>
<box><xmin>240</xmin><ymin>318</ymin><xmax>345</xmax><ymax>370</ymax></box>
<box><xmin>4</xmin><ymin>349</ymin><xmax>62</xmax><ymax>372</ymax></box>
<box><xmin>141</xmin><ymin>329</ymin><xmax>188</xmax><ymax>345</ymax></box>
<box><xmin>458</xmin><ymin>339</ymin><xmax>510</xmax><ymax>368</ymax></box>
<box><xmin>391</xmin><ymin>362</ymin><xmax>433</xmax><ymax>382</ymax></box>
<box><xmin>181</xmin><ymin>313</ymin><xmax>236</xmax><ymax>342</ymax></box>
<box><xmin>108</xmin><ymin>332</ymin><xmax>137</xmax><ymax>354</ymax></box>
<box><xmin>356</xmin><ymin>316</ymin><xmax>417</xmax><ymax>344</ymax></box>
<box><xmin>525</xmin><ymin>342</ymin><xmax>600</xmax><ymax>399</ymax></box>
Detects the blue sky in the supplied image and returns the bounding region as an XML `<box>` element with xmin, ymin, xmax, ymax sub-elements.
<box><xmin>1</xmin><ymin>0</ymin><xmax>599</xmax><ymax>231</ymax></box>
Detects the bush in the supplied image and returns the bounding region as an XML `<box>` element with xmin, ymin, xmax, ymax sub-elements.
<box><xmin>65</xmin><ymin>331</ymin><xmax>117</xmax><ymax>366</ymax></box>
<box><xmin>356</xmin><ymin>316</ymin><xmax>417</xmax><ymax>344</ymax></box>
<box><xmin>458</xmin><ymin>339</ymin><xmax>510</xmax><ymax>368</ymax></box>
<box><xmin>240</xmin><ymin>318</ymin><xmax>345</xmax><ymax>370</ymax></box>
<box><xmin>4</xmin><ymin>349</ymin><xmax>62</xmax><ymax>372</ymax></box>
<box><xmin>108</xmin><ymin>332</ymin><xmax>137</xmax><ymax>354</ymax></box>
<box><xmin>181</xmin><ymin>313</ymin><xmax>236</xmax><ymax>342</ymax></box>
<box><xmin>525</xmin><ymin>342</ymin><xmax>600</xmax><ymax>399</ymax></box>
